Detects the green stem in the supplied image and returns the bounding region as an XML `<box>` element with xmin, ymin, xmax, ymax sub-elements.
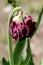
<box><xmin>7</xmin><ymin>7</ymin><xmax>22</xmax><ymax>65</ymax></box>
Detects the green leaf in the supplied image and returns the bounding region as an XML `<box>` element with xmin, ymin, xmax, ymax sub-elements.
<box><xmin>21</xmin><ymin>38</ymin><xmax>34</xmax><ymax>65</ymax></box>
<box><xmin>36</xmin><ymin>6</ymin><xmax>43</xmax><ymax>28</ymax></box>
<box><xmin>26</xmin><ymin>38</ymin><xmax>34</xmax><ymax>65</ymax></box>
<box><xmin>2</xmin><ymin>57</ymin><xmax>10</xmax><ymax>65</ymax></box>
<box><xmin>32</xmin><ymin>6</ymin><xmax>43</xmax><ymax>37</ymax></box>
<box><xmin>13</xmin><ymin>39</ymin><xmax>26</xmax><ymax>65</ymax></box>
<box><xmin>17</xmin><ymin>38</ymin><xmax>34</xmax><ymax>65</ymax></box>
<box><xmin>20</xmin><ymin>56</ymin><xmax>32</xmax><ymax>65</ymax></box>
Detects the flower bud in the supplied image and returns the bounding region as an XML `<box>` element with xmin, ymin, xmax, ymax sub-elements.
<box><xmin>10</xmin><ymin>13</ymin><xmax>36</xmax><ymax>40</ymax></box>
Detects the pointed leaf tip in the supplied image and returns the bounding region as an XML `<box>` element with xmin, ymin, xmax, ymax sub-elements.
<box><xmin>36</xmin><ymin>6</ymin><xmax>43</xmax><ymax>28</ymax></box>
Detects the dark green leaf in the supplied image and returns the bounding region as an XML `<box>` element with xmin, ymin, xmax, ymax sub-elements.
<box><xmin>25</xmin><ymin>57</ymin><xmax>34</xmax><ymax>65</ymax></box>
<box><xmin>2</xmin><ymin>57</ymin><xmax>10</xmax><ymax>65</ymax></box>
<box><xmin>7</xmin><ymin>0</ymin><xmax>17</xmax><ymax>7</ymax></box>
<box><xmin>13</xmin><ymin>39</ymin><xmax>26</xmax><ymax>65</ymax></box>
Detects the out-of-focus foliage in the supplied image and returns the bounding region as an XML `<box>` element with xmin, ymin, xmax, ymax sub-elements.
<box><xmin>2</xmin><ymin>57</ymin><xmax>9</xmax><ymax>65</ymax></box>
<box><xmin>4</xmin><ymin>0</ymin><xmax>29</xmax><ymax>6</ymax></box>
<box><xmin>40</xmin><ymin>59</ymin><xmax>43</xmax><ymax>65</ymax></box>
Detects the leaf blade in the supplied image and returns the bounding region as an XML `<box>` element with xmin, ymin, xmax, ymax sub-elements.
<box><xmin>18</xmin><ymin>38</ymin><xmax>34</xmax><ymax>65</ymax></box>
<box><xmin>13</xmin><ymin>39</ymin><xmax>26</xmax><ymax>65</ymax></box>
<box><xmin>23</xmin><ymin>38</ymin><xmax>34</xmax><ymax>65</ymax></box>
<box><xmin>36</xmin><ymin>6</ymin><xmax>43</xmax><ymax>28</ymax></box>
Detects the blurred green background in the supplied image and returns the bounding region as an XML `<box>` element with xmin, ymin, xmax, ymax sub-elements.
<box><xmin>0</xmin><ymin>0</ymin><xmax>43</xmax><ymax>65</ymax></box>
